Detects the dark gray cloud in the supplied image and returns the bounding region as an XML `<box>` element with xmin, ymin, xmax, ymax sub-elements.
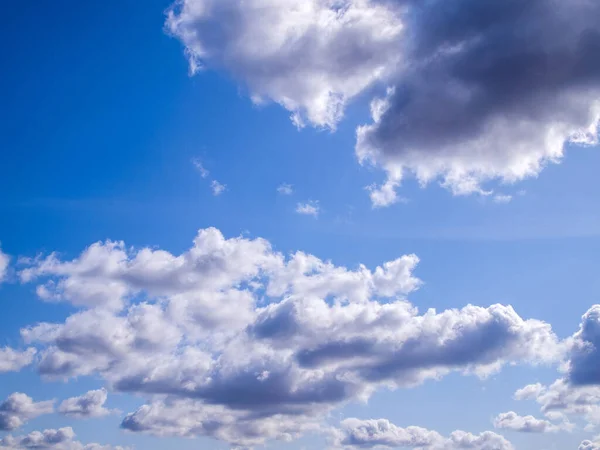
<box><xmin>358</xmin><ymin>0</ymin><xmax>600</xmax><ymax>199</ymax></box>
<box><xmin>167</xmin><ymin>0</ymin><xmax>600</xmax><ymax>205</ymax></box>
<box><xmin>569</xmin><ymin>305</ymin><xmax>600</xmax><ymax>385</ymax></box>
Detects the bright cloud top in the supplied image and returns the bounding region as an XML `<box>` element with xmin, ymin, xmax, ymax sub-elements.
<box><xmin>168</xmin><ymin>0</ymin><xmax>600</xmax><ymax>204</ymax></box>
<box><xmin>8</xmin><ymin>227</ymin><xmax>570</xmax><ymax>447</ymax></box>
<box><xmin>332</xmin><ymin>418</ymin><xmax>514</xmax><ymax>449</ymax></box>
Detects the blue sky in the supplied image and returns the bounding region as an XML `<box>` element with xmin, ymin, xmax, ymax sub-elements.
<box><xmin>1</xmin><ymin>1</ymin><xmax>600</xmax><ymax>449</ymax></box>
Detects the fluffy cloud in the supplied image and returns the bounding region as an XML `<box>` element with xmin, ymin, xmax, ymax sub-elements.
<box><xmin>0</xmin><ymin>348</ymin><xmax>36</xmax><ymax>373</ymax></box>
<box><xmin>568</xmin><ymin>305</ymin><xmax>600</xmax><ymax>385</ymax></box>
<box><xmin>357</xmin><ymin>0</ymin><xmax>600</xmax><ymax>198</ymax></box>
<box><xmin>121</xmin><ymin>399</ymin><xmax>320</xmax><ymax>448</ymax></box>
<box><xmin>0</xmin><ymin>427</ymin><xmax>128</xmax><ymax>450</ymax></box>
<box><xmin>0</xmin><ymin>246</ymin><xmax>9</xmax><ymax>282</ymax></box>
<box><xmin>514</xmin><ymin>378</ymin><xmax>600</xmax><ymax>430</ymax></box>
<box><xmin>0</xmin><ymin>393</ymin><xmax>54</xmax><ymax>431</ymax></box>
<box><xmin>168</xmin><ymin>0</ymin><xmax>600</xmax><ymax>204</ymax></box>
<box><xmin>581</xmin><ymin>440</ymin><xmax>600</xmax><ymax>450</ymax></box>
<box><xmin>16</xmin><ymin>228</ymin><xmax>562</xmax><ymax>447</ymax></box>
<box><xmin>58</xmin><ymin>389</ymin><xmax>113</xmax><ymax>419</ymax></box>
<box><xmin>493</xmin><ymin>411</ymin><xmax>566</xmax><ymax>433</ymax></box>
<box><xmin>332</xmin><ymin>418</ymin><xmax>513</xmax><ymax>449</ymax></box>
<box><xmin>166</xmin><ymin>0</ymin><xmax>403</xmax><ymax>129</ymax></box>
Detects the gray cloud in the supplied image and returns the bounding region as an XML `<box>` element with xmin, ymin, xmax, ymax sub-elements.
<box><xmin>493</xmin><ymin>411</ymin><xmax>563</xmax><ymax>433</ymax></box>
<box><xmin>16</xmin><ymin>228</ymin><xmax>562</xmax><ymax>447</ymax></box>
<box><xmin>167</xmin><ymin>0</ymin><xmax>600</xmax><ymax>205</ymax></box>
<box><xmin>332</xmin><ymin>418</ymin><xmax>513</xmax><ymax>449</ymax></box>
<box><xmin>357</xmin><ymin>0</ymin><xmax>600</xmax><ymax>200</ymax></box>
<box><xmin>0</xmin><ymin>348</ymin><xmax>36</xmax><ymax>373</ymax></box>
<box><xmin>0</xmin><ymin>427</ymin><xmax>128</xmax><ymax>450</ymax></box>
<box><xmin>58</xmin><ymin>389</ymin><xmax>112</xmax><ymax>419</ymax></box>
<box><xmin>569</xmin><ymin>305</ymin><xmax>600</xmax><ymax>385</ymax></box>
<box><xmin>0</xmin><ymin>393</ymin><xmax>54</xmax><ymax>431</ymax></box>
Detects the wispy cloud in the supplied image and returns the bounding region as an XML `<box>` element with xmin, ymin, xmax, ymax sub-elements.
<box><xmin>191</xmin><ymin>158</ymin><xmax>209</xmax><ymax>178</ymax></box>
<box><xmin>296</xmin><ymin>201</ymin><xmax>319</xmax><ymax>217</ymax></box>
<box><xmin>277</xmin><ymin>183</ymin><xmax>293</xmax><ymax>195</ymax></box>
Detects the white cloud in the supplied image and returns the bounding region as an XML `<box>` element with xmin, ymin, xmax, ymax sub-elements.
<box><xmin>514</xmin><ymin>378</ymin><xmax>600</xmax><ymax>430</ymax></box>
<box><xmin>332</xmin><ymin>418</ymin><xmax>513</xmax><ymax>449</ymax></box>
<box><xmin>493</xmin><ymin>195</ymin><xmax>513</xmax><ymax>204</ymax></box>
<box><xmin>167</xmin><ymin>0</ymin><xmax>403</xmax><ymax>129</ymax></box>
<box><xmin>14</xmin><ymin>228</ymin><xmax>565</xmax><ymax>447</ymax></box>
<box><xmin>168</xmin><ymin>0</ymin><xmax>600</xmax><ymax>205</ymax></box>
<box><xmin>0</xmin><ymin>393</ymin><xmax>54</xmax><ymax>431</ymax></box>
<box><xmin>59</xmin><ymin>389</ymin><xmax>113</xmax><ymax>419</ymax></box>
<box><xmin>0</xmin><ymin>246</ymin><xmax>9</xmax><ymax>283</ymax></box>
<box><xmin>493</xmin><ymin>411</ymin><xmax>568</xmax><ymax>433</ymax></box>
<box><xmin>210</xmin><ymin>180</ymin><xmax>226</xmax><ymax>196</ymax></box>
<box><xmin>0</xmin><ymin>348</ymin><xmax>36</xmax><ymax>374</ymax></box>
<box><xmin>191</xmin><ymin>158</ymin><xmax>209</xmax><ymax>178</ymax></box>
<box><xmin>366</xmin><ymin>179</ymin><xmax>403</xmax><ymax>208</ymax></box>
<box><xmin>277</xmin><ymin>183</ymin><xmax>293</xmax><ymax>195</ymax></box>
<box><xmin>0</xmin><ymin>427</ymin><xmax>128</xmax><ymax>450</ymax></box>
<box><xmin>296</xmin><ymin>201</ymin><xmax>320</xmax><ymax>217</ymax></box>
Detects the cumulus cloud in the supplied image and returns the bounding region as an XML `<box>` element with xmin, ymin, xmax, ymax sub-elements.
<box><xmin>493</xmin><ymin>411</ymin><xmax>566</xmax><ymax>433</ymax></box>
<box><xmin>355</xmin><ymin>0</ymin><xmax>600</xmax><ymax>200</ymax></box>
<box><xmin>16</xmin><ymin>228</ymin><xmax>563</xmax><ymax>447</ymax></box>
<box><xmin>296</xmin><ymin>201</ymin><xmax>320</xmax><ymax>217</ymax></box>
<box><xmin>332</xmin><ymin>418</ymin><xmax>513</xmax><ymax>449</ymax></box>
<box><xmin>513</xmin><ymin>378</ymin><xmax>600</xmax><ymax>430</ymax></box>
<box><xmin>0</xmin><ymin>393</ymin><xmax>54</xmax><ymax>431</ymax></box>
<box><xmin>0</xmin><ymin>427</ymin><xmax>128</xmax><ymax>450</ymax></box>
<box><xmin>569</xmin><ymin>305</ymin><xmax>600</xmax><ymax>385</ymax></box>
<box><xmin>168</xmin><ymin>0</ymin><xmax>600</xmax><ymax>204</ymax></box>
<box><xmin>0</xmin><ymin>348</ymin><xmax>36</xmax><ymax>373</ymax></box>
<box><xmin>166</xmin><ymin>0</ymin><xmax>403</xmax><ymax>129</ymax></box>
<box><xmin>121</xmin><ymin>399</ymin><xmax>320</xmax><ymax>448</ymax></box>
<box><xmin>58</xmin><ymin>389</ymin><xmax>113</xmax><ymax>419</ymax></box>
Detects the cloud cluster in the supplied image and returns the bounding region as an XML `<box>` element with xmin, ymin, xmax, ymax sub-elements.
<box><xmin>493</xmin><ymin>411</ymin><xmax>567</xmax><ymax>433</ymax></box>
<box><xmin>0</xmin><ymin>348</ymin><xmax>36</xmax><ymax>373</ymax></box>
<box><xmin>12</xmin><ymin>228</ymin><xmax>565</xmax><ymax>447</ymax></box>
<box><xmin>168</xmin><ymin>0</ymin><xmax>600</xmax><ymax>204</ymax></box>
<box><xmin>332</xmin><ymin>418</ymin><xmax>513</xmax><ymax>449</ymax></box>
<box><xmin>58</xmin><ymin>389</ymin><xmax>113</xmax><ymax>419</ymax></box>
<box><xmin>0</xmin><ymin>393</ymin><xmax>54</xmax><ymax>431</ymax></box>
<box><xmin>0</xmin><ymin>427</ymin><xmax>127</xmax><ymax>450</ymax></box>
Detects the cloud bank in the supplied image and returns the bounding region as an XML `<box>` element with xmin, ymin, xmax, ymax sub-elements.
<box><xmin>11</xmin><ymin>227</ymin><xmax>567</xmax><ymax>447</ymax></box>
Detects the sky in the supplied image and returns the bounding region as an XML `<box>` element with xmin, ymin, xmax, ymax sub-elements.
<box><xmin>1</xmin><ymin>1</ymin><xmax>600</xmax><ymax>449</ymax></box>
